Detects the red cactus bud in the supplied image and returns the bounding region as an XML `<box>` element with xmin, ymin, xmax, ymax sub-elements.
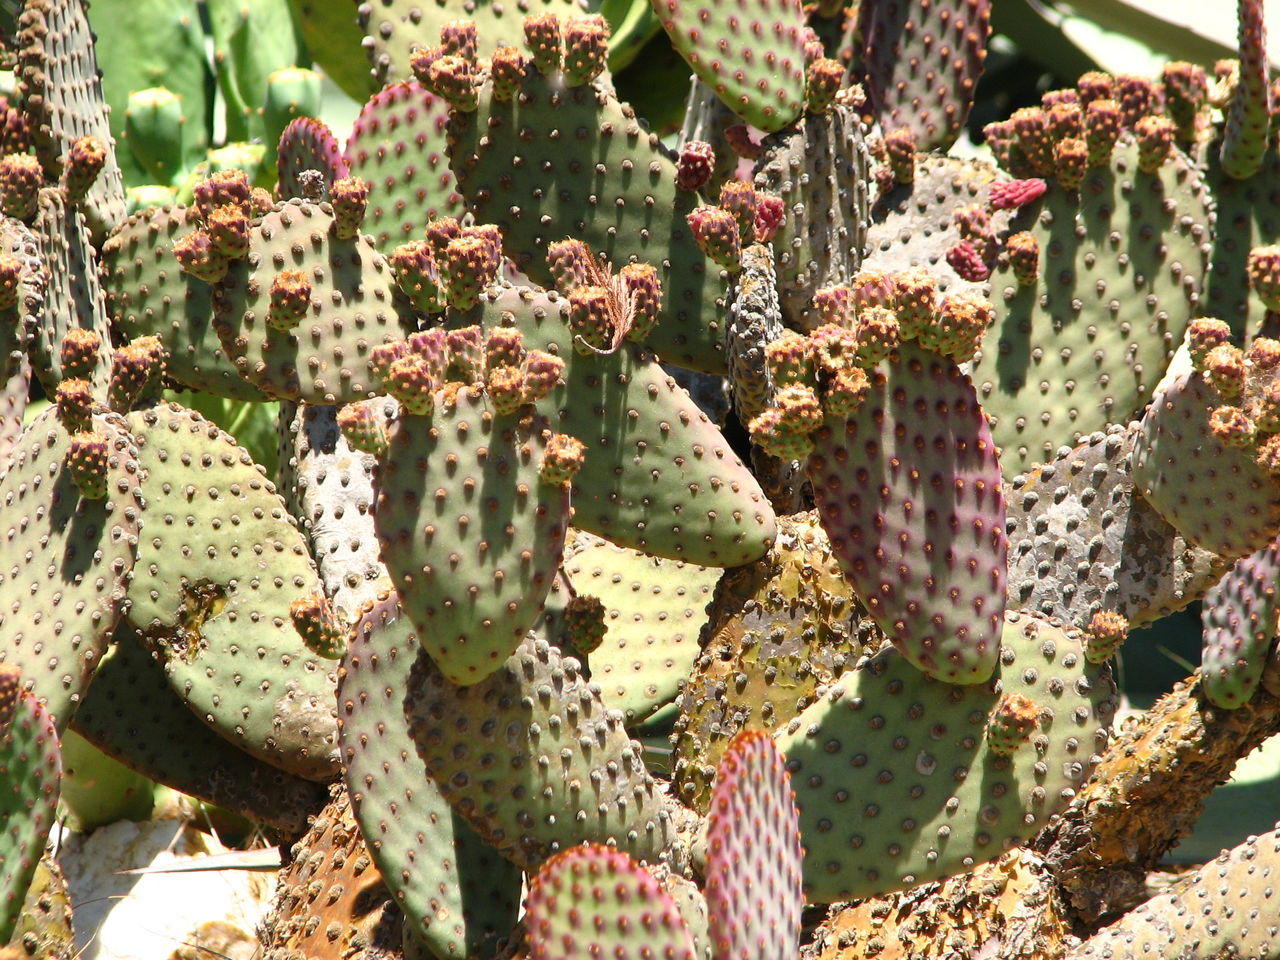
<box><xmin>63</xmin><ymin>135</ymin><xmax>106</xmax><ymax>206</ymax></box>
<box><xmin>491</xmin><ymin>45</ymin><xmax>526</xmax><ymax>102</ymax></box>
<box><xmin>724</xmin><ymin>124</ymin><xmax>763</xmax><ymax>160</ymax></box>
<box><xmin>0</xmin><ymin>153</ymin><xmax>42</xmax><ymax>220</ymax></box>
<box><xmin>801</xmin><ymin>26</ymin><xmax>825</xmax><ymax>64</ymax></box>
<box><xmin>461</xmin><ymin>223</ymin><xmax>504</xmax><ymax>274</ymax></box>
<box><xmin>1114</xmin><ymin>74</ymin><xmax>1157</xmax><ymax>130</ymax></box>
<box><xmin>389</xmin><ymin>240</ymin><xmax>447</xmax><ymax>314</ymax></box>
<box><xmin>440</xmin><ymin>19</ymin><xmax>478</xmax><ymax>62</ymax></box>
<box><xmin>1042</xmin><ymin>88</ymin><xmax>1079</xmax><ymax>109</ymax></box>
<box><xmin>370</xmin><ymin>340</ymin><xmax>410</xmax><ymax>392</ymax></box>
<box><xmin>1053</xmin><ymin>138</ymin><xmax>1089</xmax><ymax>192</ymax></box>
<box><xmin>753</xmin><ymin>193</ymin><xmax>785</xmax><ymax>242</ymax></box>
<box><xmin>60</xmin><ymin>329</ymin><xmax>102</xmax><ymax>382</ymax></box>
<box><xmin>193</xmin><ymin>168</ymin><xmax>252</xmax><ymax>221</ymax></box>
<box><xmin>173</xmin><ymin>230</ymin><xmax>228</xmax><ymax>283</ymax></box>
<box><xmin>1203</xmin><ymin>344</ymin><xmax>1247</xmax><ymax>401</ymax></box>
<box><xmin>484</xmin><ymin>326</ymin><xmax>526</xmax><ymax>372</ymax></box>
<box><xmin>953</xmin><ymin>203</ymin><xmax>994</xmax><ymax>246</ymax></box>
<box><xmin>1187</xmin><ymin>318</ymin><xmax>1234</xmax><ymax>370</ymax></box>
<box><xmin>250</xmin><ymin>186</ymin><xmax>273</xmax><ymax>216</ymax></box>
<box><xmin>409</xmin><ymin>44</ymin><xmax>447</xmax><ymax>85</ymax></box>
<box><xmin>204</xmin><ymin>204</ymin><xmax>250</xmax><ymax>259</ymax></box>
<box><xmin>0</xmin><ymin>98</ymin><xmax>29</xmax><ymax>155</ymax></box>
<box><xmin>290</xmin><ymin>593</ymin><xmax>347</xmax><ymax>659</ymax></box>
<box><xmin>540</xmin><ymin>432</ymin><xmax>586</xmax><ymax>485</ymax></box>
<box><xmin>850</xmin><ymin>307</ymin><xmax>898</xmax><ymax>368</ymax></box>
<box><xmin>850</xmin><ymin>269</ymin><xmax>899</xmax><ymax>312</ymax></box>
<box><xmin>1247</xmin><ymin>245</ymin><xmax>1280</xmax><ymax>311</ymax></box>
<box><xmin>619</xmin><ymin>262</ymin><xmax>661</xmax><ymax>342</ymax></box>
<box><xmin>0</xmin><ymin>252</ymin><xmax>22</xmax><ymax>310</ymax></box>
<box><xmin>1010</xmin><ymin>107</ymin><xmax>1054</xmax><ymax>177</ymax></box>
<box><xmin>987</xmin><ymin>693</ymin><xmax>1040</xmax><ymax>756</ymax></box>
<box><xmin>486</xmin><ymin>363</ymin><xmax>525</xmax><ymax>415</ymax></box>
<box><xmin>677</xmin><ymin>140</ymin><xmax>714</xmax><ymax>192</ymax></box>
<box><xmin>1162</xmin><ymin>61</ymin><xmax>1209</xmax><ymax>139</ymax></box>
<box><xmin>568</xmin><ymin>285</ymin><xmax>613</xmax><ymax>354</ymax></box>
<box><xmin>894</xmin><ymin>268</ymin><xmax>938</xmax><ymax>341</ymax></box>
<box><xmin>407</xmin><ymin>328</ymin><xmax>449</xmax><ymax>384</ymax></box>
<box><xmin>445</xmin><ymin>326</ymin><xmax>484</xmax><ymax>382</ymax></box>
<box><xmin>687</xmin><ymin>206</ymin><xmax>741</xmax><ymax>271</ymax></box>
<box><xmin>718</xmin><ymin>180</ymin><xmax>758</xmax><ymax>246</ymax></box>
<box><xmin>806</xmin><ymin>58</ymin><xmax>844</xmax><ymax>113</ymax></box>
<box><xmin>989</xmin><ymin>178</ymin><xmax>1047</xmax><ymax>211</ymax></box>
<box><xmin>428</xmin><ymin>55</ymin><xmax>478</xmax><ymax>112</ymax></box>
<box><xmin>773</xmin><ymin>383</ymin><xmax>823</xmax><ymax>434</ymax></box>
<box><xmin>810</xmin><ymin>323</ymin><xmax>860</xmax><ymax>375</ymax></box>
<box><xmin>1135</xmin><ymin>115</ymin><xmax>1175</xmax><ymax>173</ymax></box>
<box><xmin>563</xmin><ymin>15</ymin><xmax>609</xmax><ymax>86</ymax></box>
<box><xmin>1209</xmin><ymin>404</ymin><xmax>1257</xmax><ymax>447</ymax></box>
<box><xmin>67</xmin><ymin>429</ymin><xmax>110</xmax><ymax>500</ymax></box>
<box><xmin>268</xmin><ymin>268</ymin><xmax>313</xmax><ymax>330</ymax></box>
<box><xmin>440</xmin><ymin>235</ymin><xmax>498</xmax><ymax>310</ymax></box>
<box><xmin>337</xmin><ymin>400</ymin><xmax>391</xmax><ymax>457</ymax></box>
<box><xmin>945</xmin><ymin>240</ymin><xmax>990</xmax><ymax>282</ymax></box>
<box><xmin>1005</xmin><ymin>231</ymin><xmax>1040</xmax><ymax>286</ymax></box>
<box><xmin>55</xmin><ymin>378</ymin><xmax>94</xmax><ymax>433</ymax></box>
<box><xmin>386</xmin><ymin>354</ymin><xmax>439</xmax><ymax>416</ymax></box>
<box><xmin>1045</xmin><ymin>102</ymin><xmax>1083</xmax><ymax>142</ymax></box>
<box><xmin>926</xmin><ymin>290</ymin><xmax>993</xmax><ymax>362</ymax></box>
<box><xmin>108</xmin><ymin>336</ymin><xmax>165</xmax><ymax>412</ymax></box>
<box><xmin>546</xmin><ymin>238</ymin><xmax>593</xmax><ymax>294</ymax></box>
<box><xmin>330</xmin><ymin>177</ymin><xmax>370</xmax><ymax>240</ymax></box>
<box><xmin>1084</xmin><ymin>99</ymin><xmax>1122</xmax><ymax>166</ymax></box>
<box><xmin>1084</xmin><ymin>611</ymin><xmax>1129</xmax><ymax>664</ymax></box>
<box><xmin>425</xmin><ymin>216</ymin><xmax>463</xmax><ymax>261</ymax></box>
<box><xmin>883</xmin><ymin>127</ymin><xmax>917</xmax><ymax>184</ymax></box>
<box><xmin>1257</xmin><ymin>434</ymin><xmax>1280</xmax><ymax>477</ymax></box>
<box><xmin>524</xmin><ymin>13</ymin><xmax>562</xmax><ymax>74</ymax></box>
<box><xmin>1076</xmin><ymin>71</ymin><xmax>1114</xmax><ymax>104</ymax></box>
<box><xmin>1247</xmin><ymin>336</ymin><xmax>1280</xmax><ymax>370</ymax></box>
<box><xmin>747</xmin><ymin>407</ymin><xmax>814</xmax><ymax>461</ymax></box>
<box><xmin>983</xmin><ymin>118</ymin><xmax>1016</xmax><ymax>171</ymax></box>
<box><xmin>811</xmin><ymin>286</ymin><xmax>852</xmax><ymax>327</ymax></box>
<box><xmin>824</xmin><ymin>364</ymin><xmax>871</xmax><ymax>418</ymax></box>
<box><xmin>765</xmin><ymin>332</ymin><xmax>815</xmax><ymax>387</ymax></box>
<box><xmin>521</xmin><ymin>350</ymin><xmax>565</xmax><ymax>402</ymax></box>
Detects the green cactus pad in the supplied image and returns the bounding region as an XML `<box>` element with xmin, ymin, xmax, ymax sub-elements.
<box><xmin>561</xmin><ymin>540</ymin><xmax>719</xmax><ymax>726</ymax></box>
<box><xmin>0</xmin><ymin>680</ymin><xmax>61</xmax><ymax>944</ymax></box>
<box><xmin>404</xmin><ymin>635</ymin><xmax>676</xmax><ymax>871</ymax></box>
<box><xmin>375</xmin><ymin>388</ymin><xmax>569</xmax><ymax>686</ymax></box>
<box><xmin>1067</xmin><ymin>824</ymin><xmax>1280</xmax><ymax>960</ymax></box>
<box><xmin>652</xmin><ymin>0</ymin><xmax>807</xmax><ymax>133</ymax></box>
<box><xmin>459</xmin><ymin>284</ymin><xmax>776</xmax><ymax>566</ymax></box>
<box><xmin>212</xmin><ymin>199</ymin><xmax>419</xmax><ymax>404</ymax></box>
<box><xmin>672</xmin><ymin>511</ymin><xmax>881</xmax><ymax>812</ymax></box>
<box><xmin>125</xmin><ymin>403</ymin><xmax>338</xmax><ymax>781</ymax></box>
<box><xmin>72</xmin><ymin>624</ymin><xmax>328</xmax><ymax>836</ymax></box>
<box><xmin>15</xmin><ymin>0</ymin><xmax>127</xmax><ymax>242</ymax></box>
<box><xmin>751</xmin><ymin>105</ymin><xmax>870</xmax><ymax>329</ymax></box>
<box><xmin>338</xmin><ymin>593</ymin><xmax>522</xmax><ymax>958</ymax></box>
<box><xmin>855</xmin><ymin>0</ymin><xmax>991</xmax><ymax>152</ymax></box>
<box><xmin>970</xmin><ymin>141</ymin><xmax>1212</xmax><ymax>475</ymax></box>
<box><xmin>0</xmin><ymin>406</ymin><xmax>142</xmax><ymax>731</ymax></box>
<box><xmin>807</xmin><ymin>342</ymin><xmax>1007</xmax><ymax>684</ymax></box>
<box><xmin>524</xmin><ymin>844</ymin><xmax>697</xmax><ymax>960</ymax></box>
<box><xmin>446</xmin><ymin>66</ymin><xmax>727</xmax><ymax>374</ymax></box>
<box><xmin>1006</xmin><ymin>424</ymin><xmax>1225</xmax><ymax>632</ymax></box>
<box><xmin>283</xmin><ymin>401</ymin><xmax>395</xmax><ymax>621</ymax></box>
<box><xmin>704</xmin><ymin>730</ymin><xmax>803</xmax><ymax>960</ymax></box>
<box><xmin>357</xmin><ymin>0</ymin><xmax>587</xmax><ymax>88</ymax></box>
<box><xmin>31</xmin><ymin>188</ymin><xmax>112</xmax><ymax>393</ymax></box>
<box><xmin>1200</xmin><ymin>538</ymin><xmax>1280</xmax><ymax>710</ymax></box>
<box><xmin>1130</xmin><ymin>351</ymin><xmax>1280</xmax><ymax>559</ymax></box>
<box><xmin>102</xmin><ymin>203</ymin><xmax>269</xmax><ymax>402</ymax></box>
<box><xmin>342</xmin><ymin>81</ymin><xmax>464</xmax><ymax>255</ymax></box>
<box><xmin>778</xmin><ymin>609</ymin><xmax>1117</xmax><ymax>904</ymax></box>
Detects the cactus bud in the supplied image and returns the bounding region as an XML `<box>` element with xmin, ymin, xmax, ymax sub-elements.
<box><xmin>754</xmin><ymin>193</ymin><xmax>785</xmax><ymax>242</ymax></box>
<box><xmin>389</xmin><ymin>240</ymin><xmax>447</xmax><ymax>314</ymax></box>
<box><xmin>765</xmin><ymin>331</ymin><xmax>815</xmax><ymax>387</ymax></box>
<box><xmin>1162</xmin><ymin>61</ymin><xmax>1209</xmax><ymax>140</ymax></box>
<box><xmin>204</xmin><ymin>204</ymin><xmax>251</xmax><ymax>259</ymax></box>
<box><xmin>563</xmin><ymin>15</ymin><xmax>609</xmax><ymax>86</ymax></box>
<box><xmin>60</xmin><ymin>329</ymin><xmax>102</xmax><ymax>382</ymax></box>
<box><xmin>1045</xmin><ymin>102</ymin><xmax>1083</xmax><ymax>141</ymax></box>
<box><xmin>329</xmin><ymin>177</ymin><xmax>370</xmax><ymax>240</ymax></box>
<box><xmin>854</xmin><ymin>306</ymin><xmax>901</xmax><ymax>366</ymax></box>
<box><xmin>67</xmin><ymin>429</ymin><xmax>110</xmax><ymax>500</ymax></box>
<box><xmin>718</xmin><ymin>180</ymin><xmax>758</xmax><ymax>247</ymax></box>
<box><xmin>850</xmin><ymin>270</ymin><xmax>898</xmax><ymax>312</ymax></box>
<box><xmin>1053</xmin><ymin>137</ymin><xmax>1089</xmax><ymax>192</ymax></box>
<box><xmin>1203</xmin><ymin>344</ymin><xmax>1247</xmax><ymax>401</ymax></box>
<box><xmin>524</xmin><ymin>13</ymin><xmax>562</xmax><ymax>74</ymax></box>
<box><xmin>1084</xmin><ymin>99</ymin><xmax>1122</xmax><ymax>166</ymax></box>
<box><xmin>107</xmin><ymin>336</ymin><xmax>165</xmax><ymax>412</ymax></box>
<box><xmin>440</xmin><ymin>235</ymin><xmax>498</xmax><ymax>310</ymax></box>
<box><xmin>445</xmin><ymin>326</ymin><xmax>485</xmax><ymax>382</ymax></box>
<box><xmin>407</xmin><ymin>328</ymin><xmax>449</xmax><ymax>383</ymax></box>
<box><xmin>677</xmin><ymin>140</ymin><xmax>714</xmax><ymax>192</ymax></box>
<box><xmin>540</xmin><ymin>432</ymin><xmax>586</xmax><ymax>485</ymax></box>
<box><xmin>483</xmin><ymin>326</ymin><xmax>525</xmax><ymax>373</ymax></box>
<box><xmin>747</xmin><ymin>406</ymin><xmax>814</xmax><ymax>461</ymax></box>
<box><xmin>337</xmin><ymin>400</ymin><xmax>391</xmax><ymax>457</ymax></box>
<box><xmin>62</xmin><ymin>135</ymin><xmax>106</xmax><ymax>206</ymax></box>
<box><xmin>1115</xmin><ymin>74</ymin><xmax>1156</xmax><ymax>129</ymax></box>
<box><xmin>486</xmin><ymin>363</ymin><xmax>525</xmax><ymax>415</ymax></box>
<box><xmin>562</xmin><ymin>595</ymin><xmax>607</xmax><ymax>657</ymax></box>
<box><xmin>370</xmin><ymin>340</ymin><xmax>410</xmax><ymax>393</ymax></box>
<box><xmin>1005</xmin><ymin>231</ymin><xmax>1040</xmax><ymax>286</ymax></box>
<box><xmin>428</xmin><ymin>56</ymin><xmax>478</xmax><ymax>112</ymax></box>
<box><xmin>425</xmin><ymin>216</ymin><xmax>462</xmax><ymax>261</ymax></box>
<box><xmin>193</xmin><ymin>168</ymin><xmax>253</xmax><ymax>221</ymax></box>
<box><xmin>547</xmin><ymin>238</ymin><xmax>593</xmax><ymax>294</ymax></box>
<box><xmin>619</xmin><ymin>263</ymin><xmax>661</xmax><ymax>342</ymax></box>
<box><xmin>883</xmin><ymin>127</ymin><xmax>917</xmax><ymax>184</ymax></box>
<box><xmin>409</xmin><ymin>44</ymin><xmax>447</xmax><ymax>85</ymax></box>
<box><xmin>1209</xmin><ymin>404</ymin><xmax>1256</xmax><ymax>447</ymax></box>
<box><xmin>1077</xmin><ymin>71</ymin><xmax>1114</xmax><ymax>104</ymax></box>
<box><xmin>0</xmin><ymin>154</ymin><xmax>42</xmax><ymax>220</ymax></box>
<box><xmin>1246</xmin><ymin>337</ymin><xmax>1280</xmax><ymax>370</ymax></box>
<box><xmin>56</xmin><ymin>378</ymin><xmax>94</xmax><ymax>433</ymax></box>
<box><xmin>1257</xmin><ymin>434</ymin><xmax>1280</xmax><ymax>477</ymax></box>
<box><xmin>1010</xmin><ymin>107</ymin><xmax>1053</xmax><ymax>177</ymax></box>
<box><xmin>173</xmin><ymin>229</ymin><xmax>228</xmax><ymax>283</ymax></box>
<box><xmin>1247</xmin><ymin>245</ymin><xmax>1280</xmax><ymax>311</ymax></box>
<box><xmin>520</xmin><ymin>350</ymin><xmax>565</xmax><ymax>403</ymax></box>
<box><xmin>1135</xmin><ymin>115</ymin><xmax>1175</xmax><ymax>173</ymax></box>
<box><xmin>1188</xmin><ymin>319</ymin><xmax>1234</xmax><ymax>370</ymax></box>
<box><xmin>945</xmin><ymin>240</ymin><xmax>991</xmax><ymax>282</ymax></box>
<box><xmin>811</xmin><ymin>286</ymin><xmax>851</xmax><ymax>327</ymax></box>
<box><xmin>0</xmin><ymin>252</ymin><xmax>21</xmax><ymax>310</ymax></box>
<box><xmin>988</xmin><ymin>178</ymin><xmax>1047</xmax><ymax>211</ymax></box>
<box><xmin>568</xmin><ymin>285</ymin><xmax>613</xmax><ymax>354</ymax></box>
<box><xmin>806</xmin><ymin>58</ymin><xmax>844</xmax><ymax>113</ymax></box>
<box><xmin>386</xmin><ymin>354</ymin><xmax>439</xmax><ymax>416</ymax></box>
<box><xmin>268</xmin><ymin>269</ymin><xmax>313</xmax><ymax>330</ymax></box>
<box><xmin>687</xmin><ymin>206</ymin><xmax>741</xmax><ymax>271</ymax></box>
<box><xmin>289</xmin><ymin>593</ymin><xmax>347</xmax><ymax>659</ymax></box>
<box><xmin>893</xmin><ymin>268</ymin><xmax>938</xmax><ymax>341</ymax></box>
<box><xmin>924</xmin><ymin>290</ymin><xmax>993</xmax><ymax>362</ymax></box>
<box><xmin>490</xmin><ymin>45</ymin><xmax>526</xmax><ymax>102</ymax></box>
<box><xmin>987</xmin><ymin>693</ymin><xmax>1040</xmax><ymax>756</ymax></box>
<box><xmin>824</xmin><ymin>365</ymin><xmax>871</xmax><ymax>418</ymax></box>
<box><xmin>1084</xmin><ymin>611</ymin><xmax>1129</xmax><ymax>664</ymax></box>
<box><xmin>440</xmin><ymin>19</ymin><xmax>478</xmax><ymax>62</ymax></box>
